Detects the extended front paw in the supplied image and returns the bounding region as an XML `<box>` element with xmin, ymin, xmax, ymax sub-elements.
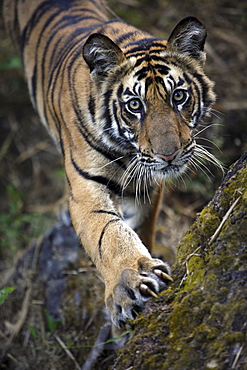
<box><xmin>106</xmin><ymin>258</ymin><xmax>172</xmax><ymax>328</ymax></box>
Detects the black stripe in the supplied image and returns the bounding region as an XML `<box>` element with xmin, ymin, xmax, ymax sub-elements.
<box><xmin>47</xmin><ymin>31</ymin><xmax>86</xmax><ymax>75</ymax></box>
<box><xmin>154</xmin><ymin>76</ymin><xmax>167</xmax><ymax>99</ymax></box>
<box><xmin>88</xmin><ymin>93</ymin><xmax>96</xmax><ymax>122</ymax></box>
<box><xmin>126</xmin><ymin>50</ymin><xmax>147</xmax><ymax>59</ymax></box>
<box><xmin>92</xmin><ymin>210</ymin><xmax>121</xmax><ymax>218</ymax></box>
<box><xmin>125</xmin><ymin>37</ymin><xmax>161</xmax><ymax>51</ymax></box>
<box><xmin>194</xmin><ymin>73</ymin><xmax>214</xmax><ymax>108</ymax></box>
<box><xmin>145</xmin><ymin>76</ymin><xmax>153</xmax><ymax>93</ymax></box>
<box><xmin>71</xmin><ymin>153</ymin><xmax>123</xmax><ymax>196</ymax></box>
<box><xmin>133</xmin><ymin>82</ymin><xmax>141</xmax><ymax>96</ymax></box>
<box><xmin>192</xmin><ymin>82</ymin><xmax>202</xmax><ymax>126</ymax></box>
<box><xmin>115</xmin><ymin>31</ymin><xmax>139</xmax><ymax>46</ymax></box>
<box><xmin>27</xmin><ymin>10</ymin><xmax>96</xmax><ymax>116</ymax></box>
<box><xmin>134</xmin><ymin>63</ymin><xmax>170</xmax><ymax>81</ymax></box>
<box><xmin>117</xmin><ymin>83</ymin><xmax>124</xmax><ymax>99</ymax></box>
<box><xmin>21</xmin><ymin>2</ymin><xmax>51</xmax><ymax>53</ymax></box>
<box><xmin>98</xmin><ymin>219</ymin><xmax>120</xmax><ymax>259</ymax></box>
<box><xmin>103</xmin><ymin>89</ymin><xmax>115</xmax><ymax>130</ymax></box>
<box><xmin>21</xmin><ymin>1</ymin><xmax>103</xmax><ymax>52</ymax></box>
<box><xmin>47</xmin><ymin>32</ymin><xmax>89</xmax><ymax>88</ymax></box>
<box><xmin>28</xmin><ymin>1</ymin><xmax>106</xmax><ymax>105</ymax></box>
<box><xmin>22</xmin><ymin>3</ymin><xmax>55</xmax><ymax>105</ymax></box>
<box><xmin>112</xmin><ymin>99</ymin><xmax>123</xmax><ymax>132</ymax></box>
<box><xmin>125</xmin><ymin>45</ymin><xmax>165</xmax><ymax>59</ymax></box>
<box><xmin>177</xmin><ymin>76</ymin><xmax>185</xmax><ymax>87</ymax></box>
<box><xmin>123</xmin><ymin>86</ymin><xmax>133</xmax><ymax>97</ymax></box>
<box><xmin>135</xmin><ymin>68</ymin><xmax>149</xmax><ymax>80</ymax></box>
<box><xmin>154</xmin><ymin>64</ymin><xmax>170</xmax><ymax>75</ymax></box>
<box><xmin>31</xmin><ymin>65</ymin><xmax>37</xmax><ymax>107</ymax></box>
<box><xmin>47</xmin><ymin>46</ymin><xmax>76</xmax><ymax>144</ymax></box>
<box><xmin>167</xmin><ymin>74</ymin><xmax>175</xmax><ymax>91</ymax></box>
<box><xmin>154</xmin><ymin>75</ymin><xmax>166</xmax><ymax>90</ymax></box>
<box><xmin>67</xmin><ymin>60</ymin><xmax>125</xmax><ymax>166</ymax></box>
<box><xmin>59</xmin><ymin>130</ymin><xmax>65</xmax><ymax>156</ymax></box>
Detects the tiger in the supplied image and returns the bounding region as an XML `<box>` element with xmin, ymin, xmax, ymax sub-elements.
<box><xmin>3</xmin><ymin>0</ymin><xmax>216</xmax><ymax>328</ymax></box>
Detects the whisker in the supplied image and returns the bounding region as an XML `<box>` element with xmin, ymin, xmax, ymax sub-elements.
<box><xmin>180</xmin><ymin>170</ymin><xmax>191</xmax><ymax>187</ymax></box>
<box><xmin>210</xmin><ymin>108</ymin><xmax>224</xmax><ymax>121</ymax></box>
<box><xmin>143</xmin><ymin>166</ymin><xmax>151</xmax><ymax>204</ymax></box>
<box><xmin>135</xmin><ymin>163</ymin><xmax>144</xmax><ymax>205</ymax></box>
<box><xmin>194</xmin><ymin>123</ymin><xmax>223</xmax><ymax>137</ymax></box>
<box><xmin>120</xmin><ymin>156</ymin><xmax>140</xmax><ymax>200</ymax></box>
<box><xmin>189</xmin><ymin>159</ymin><xmax>211</xmax><ymax>183</ymax></box>
<box><xmin>196</xmin><ymin>137</ymin><xmax>223</xmax><ymax>154</ymax></box>
<box><xmin>93</xmin><ymin>155</ymin><xmax>126</xmax><ymax>172</ymax></box>
<box><xmin>194</xmin><ymin>145</ymin><xmax>224</xmax><ymax>173</ymax></box>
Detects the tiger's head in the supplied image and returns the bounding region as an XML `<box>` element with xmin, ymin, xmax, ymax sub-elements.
<box><xmin>83</xmin><ymin>17</ymin><xmax>217</xmax><ymax>186</ymax></box>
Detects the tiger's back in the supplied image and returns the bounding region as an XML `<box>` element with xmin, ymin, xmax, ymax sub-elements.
<box><xmin>3</xmin><ymin>0</ymin><xmax>216</xmax><ymax>328</ymax></box>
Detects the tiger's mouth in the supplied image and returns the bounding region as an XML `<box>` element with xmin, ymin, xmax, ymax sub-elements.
<box><xmin>120</xmin><ymin>141</ymin><xmax>223</xmax><ymax>201</ymax></box>
<box><xmin>153</xmin><ymin>156</ymin><xmax>191</xmax><ymax>178</ymax></box>
<box><xmin>121</xmin><ymin>150</ymin><xmax>192</xmax><ymax>189</ymax></box>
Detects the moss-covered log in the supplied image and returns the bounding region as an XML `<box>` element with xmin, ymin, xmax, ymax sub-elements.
<box><xmin>111</xmin><ymin>152</ymin><xmax>247</xmax><ymax>370</ymax></box>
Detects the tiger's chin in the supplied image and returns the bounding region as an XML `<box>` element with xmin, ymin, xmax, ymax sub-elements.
<box><xmin>155</xmin><ymin>161</ymin><xmax>190</xmax><ymax>181</ymax></box>
<box><xmin>151</xmin><ymin>151</ymin><xmax>193</xmax><ymax>180</ymax></box>
<box><xmin>154</xmin><ymin>146</ymin><xmax>195</xmax><ymax>180</ymax></box>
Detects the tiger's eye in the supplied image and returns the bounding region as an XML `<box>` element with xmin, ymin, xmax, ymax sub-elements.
<box><xmin>128</xmin><ymin>99</ymin><xmax>142</xmax><ymax>112</ymax></box>
<box><xmin>173</xmin><ymin>89</ymin><xmax>187</xmax><ymax>103</ymax></box>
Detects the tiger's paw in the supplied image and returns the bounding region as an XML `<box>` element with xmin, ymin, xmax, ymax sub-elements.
<box><xmin>106</xmin><ymin>257</ymin><xmax>173</xmax><ymax>328</ymax></box>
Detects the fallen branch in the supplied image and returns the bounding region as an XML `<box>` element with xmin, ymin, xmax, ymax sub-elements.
<box><xmin>54</xmin><ymin>334</ymin><xmax>81</xmax><ymax>370</ymax></box>
<box><xmin>6</xmin><ymin>287</ymin><xmax>32</xmax><ymax>345</ymax></box>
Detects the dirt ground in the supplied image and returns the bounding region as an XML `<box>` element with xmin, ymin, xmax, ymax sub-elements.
<box><xmin>0</xmin><ymin>0</ymin><xmax>246</xmax><ymax>368</ymax></box>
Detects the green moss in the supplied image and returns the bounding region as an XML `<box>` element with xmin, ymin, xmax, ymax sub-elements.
<box><xmin>219</xmin><ymin>166</ymin><xmax>247</xmax><ymax>213</ymax></box>
<box><xmin>197</xmin><ymin>207</ymin><xmax>221</xmax><ymax>236</ymax></box>
<box><xmin>168</xmin><ymin>290</ymin><xmax>206</xmax><ymax>341</ymax></box>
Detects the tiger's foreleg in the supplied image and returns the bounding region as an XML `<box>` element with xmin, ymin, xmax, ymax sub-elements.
<box><xmin>66</xmin><ymin>159</ymin><xmax>171</xmax><ymax>327</ymax></box>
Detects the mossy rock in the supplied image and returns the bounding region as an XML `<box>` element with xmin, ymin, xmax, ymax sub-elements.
<box><xmin>112</xmin><ymin>152</ymin><xmax>247</xmax><ymax>370</ymax></box>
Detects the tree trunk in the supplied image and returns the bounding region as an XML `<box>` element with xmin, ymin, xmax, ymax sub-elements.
<box><xmin>111</xmin><ymin>152</ymin><xmax>247</xmax><ymax>370</ymax></box>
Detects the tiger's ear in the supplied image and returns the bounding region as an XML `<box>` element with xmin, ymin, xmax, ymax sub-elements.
<box><xmin>167</xmin><ymin>17</ymin><xmax>207</xmax><ymax>64</ymax></box>
<box><xmin>83</xmin><ymin>33</ymin><xmax>125</xmax><ymax>76</ymax></box>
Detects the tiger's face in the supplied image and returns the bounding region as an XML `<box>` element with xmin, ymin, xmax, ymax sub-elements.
<box><xmin>83</xmin><ymin>18</ymin><xmax>216</xmax><ymax>186</ymax></box>
<box><xmin>103</xmin><ymin>57</ymin><xmax>204</xmax><ymax>180</ymax></box>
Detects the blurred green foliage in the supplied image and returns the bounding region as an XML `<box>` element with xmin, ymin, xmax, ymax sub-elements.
<box><xmin>0</xmin><ymin>55</ymin><xmax>21</xmax><ymax>70</ymax></box>
<box><xmin>0</xmin><ymin>286</ymin><xmax>16</xmax><ymax>305</ymax></box>
<box><xmin>45</xmin><ymin>309</ymin><xmax>61</xmax><ymax>333</ymax></box>
<box><xmin>0</xmin><ymin>184</ymin><xmax>53</xmax><ymax>260</ymax></box>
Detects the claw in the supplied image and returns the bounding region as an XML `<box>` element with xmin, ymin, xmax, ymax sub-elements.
<box><xmin>154</xmin><ymin>269</ymin><xmax>173</xmax><ymax>282</ymax></box>
<box><xmin>140</xmin><ymin>283</ymin><xmax>158</xmax><ymax>298</ymax></box>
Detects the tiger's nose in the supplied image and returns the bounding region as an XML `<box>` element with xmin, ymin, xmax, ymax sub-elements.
<box><xmin>156</xmin><ymin>148</ymin><xmax>181</xmax><ymax>162</ymax></box>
